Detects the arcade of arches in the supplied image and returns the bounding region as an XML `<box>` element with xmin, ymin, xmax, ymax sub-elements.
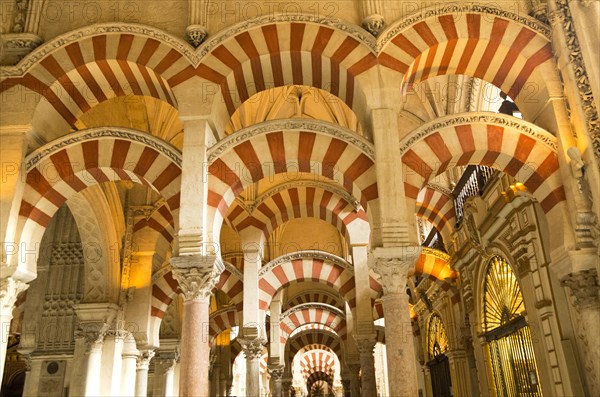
<box><xmin>1</xmin><ymin>1</ymin><xmax>599</xmax><ymax>396</ymax></box>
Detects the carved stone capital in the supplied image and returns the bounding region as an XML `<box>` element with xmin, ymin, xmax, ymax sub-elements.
<box><xmin>239</xmin><ymin>337</ymin><xmax>266</xmax><ymax>360</ymax></box>
<box><xmin>0</xmin><ymin>32</ymin><xmax>43</xmax><ymax>65</ymax></box>
<box><xmin>136</xmin><ymin>350</ymin><xmax>155</xmax><ymax>370</ymax></box>
<box><xmin>185</xmin><ymin>24</ymin><xmax>208</xmax><ymax>47</ymax></box>
<box><xmin>0</xmin><ymin>277</ymin><xmax>28</xmax><ymax>314</ymax></box>
<box><xmin>268</xmin><ymin>364</ymin><xmax>285</xmax><ymax>380</ymax></box>
<box><xmin>370</xmin><ymin>246</ymin><xmax>422</xmax><ymax>295</ymax></box>
<box><xmin>170</xmin><ymin>255</ymin><xmax>224</xmax><ymax>302</ymax></box>
<box><xmin>74</xmin><ymin>303</ymin><xmax>119</xmax><ymax>349</ymax></box>
<box><xmin>561</xmin><ymin>270</ymin><xmax>600</xmax><ymax>310</ymax></box>
<box><xmin>353</xmin><ymin>334</ymin><xmax>377</xmax><ymax>355</ymax></box>
<box><xmin>362</xmin><ymin>14</ymin><xmax>385</xmax><ymax>37</ymax></box>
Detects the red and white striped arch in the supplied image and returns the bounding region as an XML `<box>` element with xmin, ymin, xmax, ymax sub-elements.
<box><xmin>401</xmin><ymin>114</ymin><xmax>565</xmax><ymax>214</ymax></box>
<box><xmin>207</xmin><ymin>120</ymin><xmax>378</xmax><ymax>242</ymax></box>
<box><xmin>379</xmin><ymin>7</ymin><xmax>555</xmax><ymax>118</ymax></box>
<box><xmin>285</xmin><ymin>291</ymin><xmax>346</xmax><ymax>312</ymax></box>
<box><xmin>14</xmin><ymin>128</ymin><xmax>181</xmax><ymax>274</ymax></box>
<box><xmin>227</xmin><ymin>185</ymin><xmax>368</xmax><ymax>245</ymax></box>
<box><xmin>133</xmin><ymin>201</ymin><xmax>176</xmax><ymax>246</ymax></box>
<box><xmin>151</xmin><ymin>261</ymin><xmax>243</xmax><ymax>319</ymax></box>
<box><xmin>413</xmin><ymin>248</ymin><xmax>460</xmax><ymax>303</ymax></box>
<box><xmin>300</xmin><ymin>350</ymin><xmax>337</xmax><ymax>381</ymax></box>
<box><xmin>209</xmin><ymin>306</ymin><xmax>238</xmax><ymax>340</ymax></box>
<box><xmin>415</xmin><ymin>186</ymin><xmax>456</xmax><ymax>244</ymax></box>
<box><xmin>1</xmin><ymin>29</ymin><xmax>187</xmax><ymax>132</ymax></box>
<box><xmin>169</xmin><ymin>21</ymin><xmax>377</xmax><ymax>121</ymax></box>
<box><xmin>258</xmin><ymin>252</ymin><xmax>356</xmax><ymax>313</ymax></box>
<box><xmin>280</xmin><ymin>305</ymin><xmax>346</xmax><ymax>345</ymax></box>
<box><xmin>288</xmin><ymin>328</ymin><xmax>342</xmax><ymax>359</ymax></box>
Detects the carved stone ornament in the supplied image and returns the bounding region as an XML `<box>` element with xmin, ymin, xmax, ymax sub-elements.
<box><xmin>1</xmin><ymin>32</ymin><xmax>44</xmax><ymax>66</ymax></box>
<box><xmin>185</xmin><ymin>25</ymin><xmax>208</xmax><ymax>47</ymax></box>
<box><xmin>369</xmin><ymin>246</ymin><xmax>423</xmax><ymax>295</ymax></box>
<box><xmin>353</xmin><ymin>334</ymin><xmax>377</xmax><ymax>355</ymax></box>
<box><xmin>136</xmin><ymin>350</ymin><xmax>156</xmax><ymax>370</ymax></box>
<box><xmin>239</xmin><ymin>337</ymin><xmax>266</xmax><ymax>360</ymax></box>
<box><xmin>362</xmin><ymin>14</ymin><xmax>385</xmax><ymax>37</ymax></box>
<box><xmin>260</xmin><ymin>250</ymin><xmax>352</xmax><ymax>277</ymax></box>
<box><xmin>561</xmin><ymin>270</ymin><xmax>600</xmax><ymax>310</ymax></box>
<box><xmin>0</xmin><ymin>277</ymin><xmax>28</xmax><ymax>313</ymax></box>
<box><xmin>170</xmin><ymin>255</ymin><xmax>224</xmax><ymax>302</ymax></box>
<box><xmin>268</xmin><ymin>364</ymin><xmax>286</xmax><ymax>379</ymax></box>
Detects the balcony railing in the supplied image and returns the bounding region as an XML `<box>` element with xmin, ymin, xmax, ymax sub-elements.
<box><xmin>453</xmin><ymin>165</ymin><xmax>496</xmax><ymax>225</ymax></box>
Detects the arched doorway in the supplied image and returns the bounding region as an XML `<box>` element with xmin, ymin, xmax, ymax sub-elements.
<box><xmin>427</xmin><ymin>313</ymin><xmax>452</xmax><ymax>397</ymax></box>
<box><xmin>482</xmin><ymin>256</ymin><xmax>543</xmax><ymax>397</ymax></box>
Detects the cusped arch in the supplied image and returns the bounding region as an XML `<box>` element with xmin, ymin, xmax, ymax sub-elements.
<box><xmin>12</xmin><ymin>127</ymin><xmax>182</xmax><ymax>280</ymax></box>
<box><xmin>378</xmin><ymin>5</ymin><xmax>556</xmax><ymax>119</ymax></box>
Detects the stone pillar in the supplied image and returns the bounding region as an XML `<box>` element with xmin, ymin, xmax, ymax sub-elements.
<box><xmin>240</xmin><ymin>337</ymin><xmax>265</xmax><ymax>397</ymax></box>
<box><xmin>347</xmin><ymin>364</ymin><xmax>361</xmax><ymax>397</ymax></box>
<box><xmin>354</xmin><ymin>335</ymin><xmax>377</xmax><ymax>396</ymax></box>
<box><xmin>445</xmin><ymin>350</ymin><xmax>471</xmax><ymax>397</ymax></box>
<box><xmin>268</xmin><ymin>364</ymin><xmax>285</xmax><ymax>397</ymax></box>
<box><xmin>170</xmin><ymin>255</ymin><xmax>223</xmax><ymax>397</ymax></box>
<box><xmin>282</xmin><ymin>379</ymin><xmax>293</xmax><ymax>397</ymax></box>
<box><xmin>101</xmin><ymin>331</ymin><xmax>125</xmax><ymax>396</ymax></box>
<box><xmin>0</xmin><ymin>277</ymin><xmax>27</xmax><ymax>376</ymax></box>
<box><xmin>22</xmin><ymin>356</ymin><xmax>42</xmax><ymax>397</ymax></box>
<box><xmin>121</xmin><ymin>351</ymin><xmax>138</xmax><ymax>397</ymax></box>
<box><xmin>561</xmin><ymin>270</ymin><xmax>600</xmax><ymax>395</ymax></box>
<box><xmin>371</xmin><ymin>246</ymin><xmax>422</xmax><ymax>397</ymax></box>
<box><xmin>341</xmin><ymin>378</ymin><xmax>351</xmax><ymax>397</ymax></box>
<box><xmin>154</xmin><ymin>353</ymin><xmax>178</xmax><ymax>397</ymax></box>
<box><xmin>73</xmin><ymin>303</ymin><xmax>118</xmax><ymax>397</ymax></box>
<box><xmin>135</xmin><ymin>350</ymin><xmax>155</xmax><ymax>397</ymax></box>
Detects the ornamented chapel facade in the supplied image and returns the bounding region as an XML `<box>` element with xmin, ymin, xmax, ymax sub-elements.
<box><xmin>0</xmin><ymin>0</ymin><xmax>599</xmax><ymax>396</ymax></box>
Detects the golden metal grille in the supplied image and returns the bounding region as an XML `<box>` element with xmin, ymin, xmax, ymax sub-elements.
<box><xmin>427</xmin><ymin>313</ymin><xmax>449</xmax><ymax>360</ymax></box>
<box><xmin>482</xmin><ymin>256</ymin><xmax>542</xmax><ymax>397</ymax></box>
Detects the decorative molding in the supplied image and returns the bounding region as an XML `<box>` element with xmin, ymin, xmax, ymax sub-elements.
<box><xmin>0</xmin><ymin>277</ymin><xmax>28</xmax><ymax>313</ymax></box>
<box><xmin>281</xmin><ymin>302</ymin><xmax>345</xmax><ymax>321</ymax></box>
<box><xmin>379</xmin><ymin>4</ymin><xmax>551</xmax><ymax>52</ymax></box>
<box><xmin>185</xmin><ymin>25</ymin><xmax>208</xmax><ymax>47</ymax></box>
<box><xmin>25</xmin><ymin>127</ymin><xmax>182</xmax><ymax>172</ymax></box>
<box><xmin>222</xmin><ymin>261</ymin><xmax>243</xmax><ymax>280</ymax></box>
<box><xmin>0</xmin><ymin>23</ymin><xmax>195</xmax><ymax>78</ymax></box>
<box><xmin>208</xmin><ymin>119</ymin><xmax>375</xmax><ymax>163</ymax></box>
<box><xmin>398</xmin><ymin>112</ymin><xmax>558</xmax><ymax>156</ymax></box>
<box><xmin>259</xmin><ymin>250</ymin><xmax>353</xmax><ymax>277</ymax></box>
<box><xmin>240</xmin><ymin>179</ymin><xmax>362</xmax><ymax>215</ymax></box>
<box><xmin>549</xmin><ymin>0</ymin><xmax>600</xmax><ymax>161</ymax></box>
<box><xmin>197</xmin><ymin>14</ymin><xmax>376</xmax><ymax>59</ymax></box>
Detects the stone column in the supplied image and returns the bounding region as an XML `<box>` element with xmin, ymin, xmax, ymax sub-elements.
<box><xmin>561</xmin><ymin>270</ymin><xmax>600</xmax><ymax>396</ymax></box>
<box><xmin>240</xmin><ymin>336</ymin><xmax>265</xmax><ymax>397</ymax></box>
<box><xmin>0</xmin><ymin>277</ymin><xmax>27</xmax><ymax>376</ymax></box>
<box><xmin>354</xmin><ymin>335</ymin><xmax>377</xmax><ymax>396</ymax></box>
<box><xmin>170</xmin><ymin>255</ymin><xmax>223</xmax><ymax>397</ymax></box>
<box><xmin>121</xmin><ymin>351</ymin><xmax>138</xmax><ymax>397</ymax></box>
<box><xmin>371</xmin><ymin>246</ymin><xmax>422</xmax><ymax>397</ymax></box>
<box><xmin>154</xmin><ymin>353</ymin><xmax>178</xmax><ymax>397</ymax></box>
<box><xmin>135</xmin><ymin>350</ymin><xmax>155</xmax><ymax>397</ymax></box>
<box><xmin>346</xmin><ymin>364</ymin><xmax>361</xmax><ymax>397</ymax></box>
<box><xmin>268</xmin><ymin>364</ymin><xmax>285</xmax><ymax>397</ymax></box>
<box><xmin>282</xmin><ymin>379</ymin><xmax>293</xmax><ymax>397</ymax></box>
<box><xmin>341</xmin><ymin>378</ymin><xmax>351</xmax><ymax>397</ymax></box>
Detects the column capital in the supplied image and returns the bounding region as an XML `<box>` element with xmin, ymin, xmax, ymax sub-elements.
<box><xmin>239</xmin><ymin>337</ymin><xmax>266</xmax><ymax>360</ymax></box>
<box><xmin>561</xmin><ymin>269</ymin><xmax>600</xmax><ymax>310</ymax></box>
<box><xmin>170</xmin><ymin>255</ymin><xmax>224</xmax><ymax>302</ymax></box>
<box><xmin>136</xmin><ymin>350</ymin><xmax>155</xmax><ymax>371</ymax></box>
<box><xmin>353</xmin><ymin>334</ymin><xmax>377</xmax><ymax>355</ymax></box>
<box><xmin>268</xmin><ymin>364</ymin><xmax>285</xmax><ymax>380</ymax></box>
<box><xmin>370</xmin><ymin>246</ymin><xmax>422</xmax><ymax>295</ymax></box>
<box><xmin>0</xmin><ymin>276</ymin><xmax>28</xmax><ymax>313</ymax></box>
<box><xmin>74</xmin><ymin>303</ymin><xmax>119</xmax><ymax>348</ymax></box>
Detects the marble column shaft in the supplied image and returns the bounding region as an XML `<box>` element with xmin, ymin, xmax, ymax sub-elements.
<box><xmin>268</xmin><ymin>364</ymin><xmax>285</xmax><ymax>397</ymax></box>
<box><xmin>240</xmin><ymin>337</ymin><xmax>265</xmax><ymax>397</ymax></box>
<box><xmin>135</xmin><ymin>350</ymin><xmax>155</xmax><ymax>397</ymax></box>
<box><xmin>171</xmin><ymin>255</ymin><xmax>223</xmax><ymax>397</ymax></box>
<box><xmin>354</xmin><ymin>336</ymin><xmax>377</xmax><ymax>396</ymax></box>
